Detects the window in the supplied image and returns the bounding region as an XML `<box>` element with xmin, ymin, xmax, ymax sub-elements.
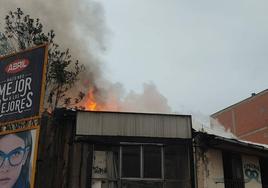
<box><xmin>165</xmin><ymin>145</ymin><xmax>189</xmax><ymax>179</ymax></box>
<box><xmin>222</xmin><ymin>152</ymin><xmax>244</xmax><ymax>188</ymax></box>
<box><xmin>122</xmin><ymin>146</ymin><xmax>141</xmax><ymax>177</ymax></box>
<box><xmin>143</xmin><ymin>145</ymin><xmax>162</xmax><ymax>178</ymax></box>
<box><xmin>121</xmin><ymin>145</ymin><xmax>162</xmax><ymax>179</ymax></box>
<box><xmin>121</xmin><ymin>181</ymin><xmax>162</xmax><ymax>188</ymax></box>
<box><xmin>92</xmin><ymin>143</ymin><xmax>191</xmax><ymax>188</ymax></box>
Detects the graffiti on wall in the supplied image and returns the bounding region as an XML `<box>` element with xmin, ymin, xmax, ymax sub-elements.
<box><xmin>92</xmin><ymin>151</ymin><xmax>107</xmax><ymax>178</ymax></box>
<box><xmin>243</xmin><ymin>163</ymin><xmax>261</xmax><ymax>183</ymax></box>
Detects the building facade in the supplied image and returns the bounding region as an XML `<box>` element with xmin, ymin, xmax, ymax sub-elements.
<box><xmin>35</xmin><ymin>109</ymin><xmax>194</xmax><ymax>188</ymax></box>
<box><xmin>211</xmin><ymin>90</ymin><xmax>268</xmax><ymax>144</ymax></box>
<box><xmin>35</xmin><ymin>109</ymin><xmax>268</xmax><ymax>188</ymax></box>
<box><xmin>194</xmin><ymin>131</ymin><xmax>268</xmax><ymax>188</ymax></box>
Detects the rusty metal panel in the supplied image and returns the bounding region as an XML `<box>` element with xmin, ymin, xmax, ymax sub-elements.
<box><xmin>76</xmin><ymin>111</ymin><xmax>191</xmax><ymax>138</ymax></box>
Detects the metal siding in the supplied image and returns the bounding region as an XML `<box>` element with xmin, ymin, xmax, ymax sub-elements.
<box><xmin>76</xmin><ymin>111</ymin><xmax>191</xmax><ymax>138</ymax></box>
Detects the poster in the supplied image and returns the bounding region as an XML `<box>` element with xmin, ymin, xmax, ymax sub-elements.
<box><xmin>0</xmin><ymin>126</ymin><xmax>39</xmax><ymax>188</ymax></box>
<box><xmin>0</xmin><ymin>45</ymin><xmax>48</xmax><ymax>124</ymax></box>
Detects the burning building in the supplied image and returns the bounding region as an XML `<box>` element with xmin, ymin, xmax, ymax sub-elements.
<box><xmin>35</xmin><ymin>108</ymin><xmax>268</xmax><ymax>188</ymax></box>
<box><xmin>35</xmin><ymin>109</ymin><xmax>194</xmax><ymax>188</ymax></box>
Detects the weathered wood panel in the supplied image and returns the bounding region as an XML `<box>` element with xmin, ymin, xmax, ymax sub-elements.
<box><xmin>35</xmin><ymin>112</ymin><xmax>75</xmax><ymax>188</ymax></box>
<box><xmin>69</xmin><ymin>143</ymin><xmax>93</xmax><ymax>188</ymax></box>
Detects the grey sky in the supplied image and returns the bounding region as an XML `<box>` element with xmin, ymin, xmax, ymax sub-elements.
<box><xmin>96</xmin><ymin>0</ymin><xmax>268</xmax><ymax>116</ymax></box>
<box><xmin>1</xmin><ymin>0</ymin><xmax>268</xmax><ymax>122</ymax></box>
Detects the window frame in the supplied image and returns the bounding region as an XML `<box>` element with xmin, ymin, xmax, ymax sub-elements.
<box><xmin>120</xmin><ymin>143</ymin><xmax>164</xmax><ymax>180</ymax></box>
<box><xmin>91</xmin><ymin>142</ymin><xmax>191</xmax><ymax>188</ymax></box>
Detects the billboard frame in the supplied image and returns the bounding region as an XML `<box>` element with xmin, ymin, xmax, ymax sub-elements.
<box><xmin>0</xmin><ymin>44</ymin><xmax>48</xmax><ymax>125</ymax></box>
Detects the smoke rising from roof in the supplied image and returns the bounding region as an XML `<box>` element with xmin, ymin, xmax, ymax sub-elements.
<box><xmin>0</xmin><ymin>0</ymin><xmax>172</xmax><ymax>113</ymax></box>
<box><xmin>102</xmin><ymin>82</ymin><xmax>172</xmax><ymax>113</ymax></box>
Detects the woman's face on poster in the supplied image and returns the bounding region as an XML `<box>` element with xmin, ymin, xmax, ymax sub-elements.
<box><xmin>0</xmin><ymin>134</ymin><xmax>27</xmax><ymax>188</ymax></box>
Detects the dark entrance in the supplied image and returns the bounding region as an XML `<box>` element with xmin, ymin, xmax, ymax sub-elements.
<box><xmin>222</xmin><ymin>152</ymin><xmax>244</xmax><ymax>188</ymax></box>
<box><xmin>260</xmin><ymin>157</ymin><xmax>268</xmax><ymax>188</ymax></box>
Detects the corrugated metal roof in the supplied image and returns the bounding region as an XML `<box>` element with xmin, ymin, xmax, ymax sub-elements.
<box><xmin>76</xmin><ymin>111</ymin><xmax>192</xmax><ymax>139</ymax></box>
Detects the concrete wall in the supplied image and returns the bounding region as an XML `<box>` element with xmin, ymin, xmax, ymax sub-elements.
<box><xmin>242</xmin><ymin>155</ymin><xmax>262</xmax><ymax>188</ymax></box>
<box><xmin>197</xmin><ymin>149</ymin><xmax>224</xmax><ymax>188</ymax></box>
<box><xmin>197</xmin><ymin>147</ymin><xmax>264</xmax><ymax>188</ymax></box>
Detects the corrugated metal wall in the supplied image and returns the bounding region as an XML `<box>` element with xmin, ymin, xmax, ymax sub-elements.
<box><xmin>76</xmin><ymin>111</ymin><xmax>192</xmax><ymax>138</ymax></box>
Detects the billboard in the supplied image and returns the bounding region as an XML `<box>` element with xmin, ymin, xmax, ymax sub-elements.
<box><xmin>0</xmin><ymin>125</ymin><xmax>40</xmax><ymax>188</ymax></box>
<box><xmin>0</xmin><ymin>45</ymin><xmax>48</xmax><ymax>124</ymax></box>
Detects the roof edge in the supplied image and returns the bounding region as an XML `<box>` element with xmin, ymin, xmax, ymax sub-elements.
<box><xmin>211</xmin><ymin>89</ymin><xmax>268</xmax><ymax>117</ymax></box>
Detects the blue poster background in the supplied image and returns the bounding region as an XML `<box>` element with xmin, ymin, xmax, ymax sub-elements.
<box><xmin>0</xmin><ymin>46</ymin><xmax>46</xmax><ymax>123</ymax></box>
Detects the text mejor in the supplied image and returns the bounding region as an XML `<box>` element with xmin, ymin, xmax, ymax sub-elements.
<box><xmin>0</xmin><ymin>76</ymin><xmax>33</xmax><ymax>117</ymax></box>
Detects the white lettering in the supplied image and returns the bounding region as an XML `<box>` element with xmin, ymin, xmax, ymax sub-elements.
<box><xmin>26</xmin><ymin>92</ymin><xmax>33</xmax><ymax>108</ymax></box>
<box><xmin>7</xmin><ymin>60</ymin><xmax>27</xmax><ymax>72</ymax></box>
<box><xmin>0</xmin><ymin>84</ymin><xmax>7</xmax><ymax>101</ymax></box>
<box><xmin>0</xmin><ymin>76</ymin><xmax>35</xmax><ymax>118</ymax></box>
<box><xmin>6</xmin><ymin>82</ymin><xmax>12</xmax><ymax>96</ymax></box>
<box><xmin>21</xmin><ymin>77</ymin><xmax>31</xmax><ymax>97</ymax></box>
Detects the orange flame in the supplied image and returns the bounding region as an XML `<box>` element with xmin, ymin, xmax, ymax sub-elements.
<box><xmin>84</xmin><ymin>87</ymin><xmax>121</xmax><ymax>111</ymax></box>
<box><xmin>84</xmin><ymin>88</ymin><xmax>100</xmax><ymax>111</ymax></box>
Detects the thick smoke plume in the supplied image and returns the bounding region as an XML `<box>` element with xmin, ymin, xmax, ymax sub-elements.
<box><xmin>98</xmin><ymin>82</ymin><xmax>172</xmax><ymax>113</ymax></box>
<box><xmin>0</xmin><ymin>0</ymin><xmax>105</xmax><ymax>88</ymax></box>
<box><xmin>0</xmin><ymin>0</ymin><xmax>172</xmax><ymax>113</ymax></box>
